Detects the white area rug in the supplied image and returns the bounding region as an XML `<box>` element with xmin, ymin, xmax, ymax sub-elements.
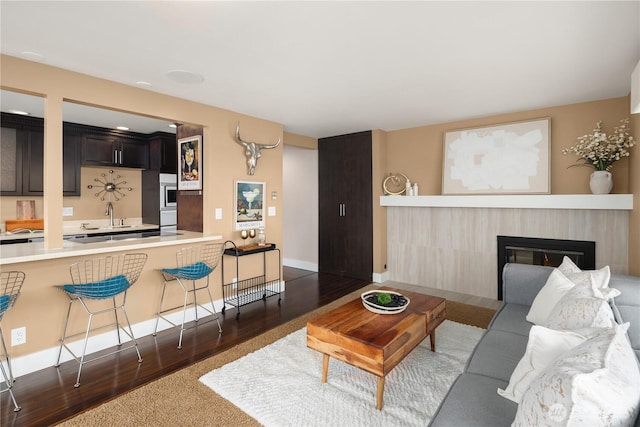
<box><xmin>200</xmin><ymin>320</ymin><xmax>484</xmax><ymax>427</ymax></box>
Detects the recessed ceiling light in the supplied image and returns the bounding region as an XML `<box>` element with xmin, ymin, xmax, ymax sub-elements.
<box><xmin>166</xmin><ymin>70</ymin><xmax>205</xmax><ymax>85</ymax></box>
<box><xmin>21</xmin><ymin>51</ymin><xmax>46</xmax><ymax>62</ymax></box>
<box><xmin>8</xmin><ymin>109</ymin><xmax>30</xmax><ymax>116</ymax></box>
<box><xmin>136</xmin><ymin>81</ymin><xmax>153</xmax><ymax>88</ymax></box>
<box><xmin>116</xmin><ymin>126</ymin><xmax>129</xmax><ymax>131</ymax></box>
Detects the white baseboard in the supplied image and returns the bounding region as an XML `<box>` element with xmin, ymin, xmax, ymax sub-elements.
<box><xmin>283</xmin><ymin>258</ymin><xmax>318</xmax><ymax>272</ymax></box>
<box><xmin>5</xmin><ymin>282</ymin><xmax>285</xmax><ymax>379</ymax></box>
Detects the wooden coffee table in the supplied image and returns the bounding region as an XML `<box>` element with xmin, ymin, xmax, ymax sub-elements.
<box><xmin>306</xmin><ymin>287</ymin><xmax>446</xmax><ymax>410</ymax></box>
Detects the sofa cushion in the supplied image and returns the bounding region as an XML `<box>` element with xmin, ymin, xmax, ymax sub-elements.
<box><xmin>428</xmin><ymin>373</ymin><xmax>516</xmax><ymax>427</ymax></box>
<box><xmin>513</xmin><ymin>323</ymin><xmax>640</xmax><ymax>427</ymax></box>
<box><xmin>497</xmin><ymin>325</ymin><xmax>587</xmax><ymax>403</ymax></box>
<box><xmin>465</xmin><ymin>330</ymin><xmax>529</xmax><ymax>382</ymax></box>
<box><xmin>610</xmin><ymin>274</ymin><xmax>640</xmax><ymax>359</ymax></box>
<box><xmin>488</xmin><ymin>303</ymin><xmax>532</xmax><ymax>337</ymax></box>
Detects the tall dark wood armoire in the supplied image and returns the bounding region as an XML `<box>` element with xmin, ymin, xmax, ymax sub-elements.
<box><xmin>318</xmin><ymin>130</ymin><xmax>373</xmax><ymax>281</ymax></box>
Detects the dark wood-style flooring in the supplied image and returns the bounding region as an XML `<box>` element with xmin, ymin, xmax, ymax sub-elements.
<box><xmin>0</xmin><ymin>267</ymin><xmax>370</xmax><ymax>426</ymax></box>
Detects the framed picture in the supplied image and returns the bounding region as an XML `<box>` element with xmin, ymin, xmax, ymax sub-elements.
<box><xmin>442</xmin><ymin>118</ymin><xmax>550</xmax><ymax>195</ymax></box>
<box><xmin>178</xmin><ymin>135</ymin><xmax>202</xmax><ymax>190</ymax></box>
<box><xmin>235</xmin><ymin>180</ymin><xmax>265</xmax><ymax>230</ymax></box>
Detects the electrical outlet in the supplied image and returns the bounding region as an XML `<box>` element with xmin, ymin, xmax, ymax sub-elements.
<box><xmin>62</xmin><ymin>207</ymin><xmax>74</xmax><ymax>216</ymax></box>
<box><xmin>11</xmin><ymin>327</ymin><xmax>26</xmax><ymax>346</ymax></box>
<box><xmin>232</xmin><ymin>277</ymin><xmax>238</xmax><ymax>289</ymax></box>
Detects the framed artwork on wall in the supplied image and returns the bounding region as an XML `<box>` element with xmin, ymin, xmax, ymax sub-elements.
<box><xmin>442</xmin><ymin>118</ymin><xmax>550</xmax><ymax>195</ymax></box>
<box><xmin>235</xmin><ymin>180</ymin><xmax>265</xmax><ymax>230</ymax></box>
<box><xmin>178</xmin><ymin>135</ymin><xmax>202</xmax><ymax>190</ymax></box>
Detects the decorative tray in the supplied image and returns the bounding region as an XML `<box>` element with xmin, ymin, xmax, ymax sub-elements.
<box><xmin>361</xmin><ymin>290</ymin><xmax>410</xmax><ymax>315</ymax></box>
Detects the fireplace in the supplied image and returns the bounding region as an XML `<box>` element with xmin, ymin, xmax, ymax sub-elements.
<box><xmin>496</xmin><ymin>235</ymin><xmax>595</xmax><ymax>300</ymax></box>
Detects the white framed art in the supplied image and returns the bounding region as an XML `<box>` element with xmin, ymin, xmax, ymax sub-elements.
<box><xmin>442</xmin><ymin>118</ymin><xmax>550</xmax><ymax>195</ymax></box>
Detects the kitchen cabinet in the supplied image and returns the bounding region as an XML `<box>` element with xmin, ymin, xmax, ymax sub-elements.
<box><xmin>147</xmin><ymin>132</ymin><xmax>177</xmax><ymax>173</ymax></box>
<box><xmin>318</xmin><ymin>130</ymin><xmax>373</xmax><ymax>281</ymax></box>
<box><xmin>82</xmin><ymin>133</ymin><xmax>149</xmax><ymax>169</ymax></box>
<box><xmin>0</xmin><ymin>113</ymin><xmax>80</xmax><ymax>196</ymax></box>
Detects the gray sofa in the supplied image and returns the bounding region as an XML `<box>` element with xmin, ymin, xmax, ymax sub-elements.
<box><xmin>429</xmin><ymin>263</ymin><xmax>640</xmax><ymax>427</ymax></box>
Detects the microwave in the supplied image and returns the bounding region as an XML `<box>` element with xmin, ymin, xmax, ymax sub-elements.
<box><xmin>160</xmin><ymin>174</ymin><xmax>177</xmax><ymax>209</ymax></box>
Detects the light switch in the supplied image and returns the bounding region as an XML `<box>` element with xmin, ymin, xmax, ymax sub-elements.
<box><xmin>62</xmin><ymin>207</ymin><xmax>73</xmax><ymax>217</ymax></box>
<box><xmin>268</xmin><ymin>206</ymin><xmax>276</xmax><ymax>217</ymax></box>
<box><xmin>215</xmin><ymin>208</ymin><xmax>222</xmax><ymax>220</ymax></box>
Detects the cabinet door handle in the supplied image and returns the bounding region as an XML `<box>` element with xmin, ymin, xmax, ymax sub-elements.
<box><xmin>113</xmin><ymin>150</ymin><xmax>118</xmax><ymax>164</ymax></box>
<box><xmin>343</xmin><ymin>204</ymin><xmax>346</xmax><ymax>217</ymax></box>
<box><xmin>119</xmin><ymin>150</ymin><xmax>122</xmax><ymax>164</ymax></box>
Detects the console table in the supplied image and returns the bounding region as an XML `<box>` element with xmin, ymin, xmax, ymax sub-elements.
<box><xmin>221</xmin><ymin>240</ymin><xmax>282</xmax><ymax>319</ymax></box>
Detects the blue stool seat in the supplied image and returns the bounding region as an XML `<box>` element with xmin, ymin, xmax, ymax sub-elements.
<box><xmin>0</xmin><ymin>294</ymin><xmax>9</xmax><ymax>313</ymax></box>
<box><xmin>62</xmin><ymin>275</ymin><xmax>130</xmax><ymax>299</ymax></box>
<box><xmin>162</xmin><ymin>262</ymin><xmax>213</xmax><ymax>281</ymax></box>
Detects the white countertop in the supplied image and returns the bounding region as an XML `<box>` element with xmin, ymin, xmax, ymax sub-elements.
<box><xmin>0</xmin><ymin>230</ymin><xmax>223</xmax><ymax>265</ymax></box>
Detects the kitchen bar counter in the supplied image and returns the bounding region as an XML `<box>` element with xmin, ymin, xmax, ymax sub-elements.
<box><xmin>0</xmin><ymin>230</ymin><xmax>222</xmax><ymax>265</ymax></box>
<box><xmin>0</xmin><ymin>220</ymin><xmax>160</xmax><ymax>243</ymax></box>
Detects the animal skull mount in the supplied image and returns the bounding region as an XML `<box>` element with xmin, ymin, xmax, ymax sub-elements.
<box><xmin>235</xmin><ymin>123</ymin><xmax>281</xmax><ymax>175</ymax></box>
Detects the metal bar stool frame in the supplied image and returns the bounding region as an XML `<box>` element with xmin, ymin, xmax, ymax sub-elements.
<box><xmin>153</xmin><ymin>243</ymin><xmax>223</xmax><ymax>349</ymax></box>
<box><xmin>55</xmin><ymin>253</ymin><xmax>147</xmax><ymax>388</ymax></box>
<box><xmin>0</xmin><ymin>271</ymin><xmax>25</xmax><ymax>412</ymax></box>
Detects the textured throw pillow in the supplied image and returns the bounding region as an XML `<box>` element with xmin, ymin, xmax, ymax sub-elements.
<box><xmin>513</xmin><ymin>323</ymin><xmax>640</xmax><ymax>427</ymax></box>
<box><xmin>558</xmin><ymin>256</ymin><xmax>614</xmax><ymax>297</ymax></box>
<box><xmin>498</xmin><ymin>326</ymin><xmax>586</xmax><ymax>403</ymax></box>
<box><xmin>526</xmin><ymin>269</ymin><xmax>576</xmax><ymax>325</ymax></box>
<box><xmin>544</xmin><ymin>280</ymin><xmax>616</xmax><ymax>331</ymax></box>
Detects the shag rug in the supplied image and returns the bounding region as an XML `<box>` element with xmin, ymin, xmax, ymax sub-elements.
<box><xmin>199</xmin><ymin>320</ymin><xmax>484</xmax><ymax>427</ymax></box>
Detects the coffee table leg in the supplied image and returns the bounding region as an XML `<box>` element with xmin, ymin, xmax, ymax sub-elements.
<box><xmin>430</xmin><ymin>330</ymin><xmax>436</xmax><ymax>352</ymax></box>
<box><xmin>376</xmin><ymin>376</ymin><xmax>385</xmax><ymax>410</ymax></box>
<box><xmin>322</xmin><ymin>354</ymin><xmax>329</xmax><ymax>383</ymax></box>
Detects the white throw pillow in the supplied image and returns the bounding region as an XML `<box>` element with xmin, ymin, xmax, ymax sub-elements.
<box><xmin>498</xmin><ymin>326</ymin><xmax>586</xmax><ymax>403</ymax></box>
<box><xmin>544</xmin><ymin>281</ymin><xmax>616</xmax><ymax>331</ymax></box>
<box><xmin>558</xmin><ymin>256</ymin><xmax>613</xmax><ymax>295</ymax></box>
<box><xmin>526</xmin><ymin>269</ymin><xmax>575</xmax><ymax>325</ymax></box>
<box><xmin>512</xmin><ymin>323</ymin><xmax>640</xmax><ymax>427</ymax></box>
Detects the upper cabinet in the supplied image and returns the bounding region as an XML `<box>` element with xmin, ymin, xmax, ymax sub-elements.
<box><xmin>81</xmin><ymin>131</ymin><xmax>149</xmax><ymax>169</ymax></box>
<box><xmin>147</xmin><ymin>132</ymin><xmax>177</xmax><ymax>173</ymax></box>
<box><xmin>0</xmin><ymin>113</ymin><xmax>80</xmax><ymax>196</ymax></box>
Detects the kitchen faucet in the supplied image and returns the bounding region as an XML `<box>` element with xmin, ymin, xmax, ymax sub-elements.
<box><xmin>105</xmin><ymin>202</ymin><xmax>115</xmax><ymax>228</ymax></box>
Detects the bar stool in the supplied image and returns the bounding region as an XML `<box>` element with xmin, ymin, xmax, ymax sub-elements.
<box><xmin>0</xmin><ymin>271</ymin><xmax>25</xmax><ymax>412</ymax></box>
<box><xmin>153</xmin><ymin>243</ymin><xmax>223</xmax><ymax>349</ymax></box>
<box><xmin>55</xmin><ymin>253</ymin><xmax>147</xmax><ymax>388</ymax></box>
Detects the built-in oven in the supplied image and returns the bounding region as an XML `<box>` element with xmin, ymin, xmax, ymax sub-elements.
<box><xmin>160</xmin><ymin>173</ymin><xmax>177</xmax><ymax>209</ymax></box>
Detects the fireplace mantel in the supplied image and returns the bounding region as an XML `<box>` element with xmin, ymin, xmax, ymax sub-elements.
<box><xmin>380</xmin><ymin>194</ymin><xmax>633</xmax><ymax>210</ymax></box>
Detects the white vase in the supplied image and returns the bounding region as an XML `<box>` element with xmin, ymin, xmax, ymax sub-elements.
<box><xmin>589</xmin><ymin>170</ymin><xmax>613</xmax><ymax>194</ymax></box>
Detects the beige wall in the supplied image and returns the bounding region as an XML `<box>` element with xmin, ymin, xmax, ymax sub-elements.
<box><xmin>1</xmin><ymin>55</ymin><xmax>283</xmax><ymax>247</ymax></box>
<box><xmin>382</xmin><ymin>97</ymin><xmax>637</xmax><ymax>276</ymax></box>
<box><xmin>1</xmin><ymin>167</ymin><xmax>143</xmax><ymax>225</ymax></box>
<box><xmin>629</xmin><ymin>112</ymin><xmax>640</xmax><ymax>275</ymax></box>
<box><xmin>284</xmin><ymin>131</ymin><xmax>317</xmax><ymax>149</ymax></box>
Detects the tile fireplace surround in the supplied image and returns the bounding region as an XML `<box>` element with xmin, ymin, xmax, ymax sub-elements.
<box><xmin>382</xmin><ymin>194</ymin><xmax>632</xmax><ymax>300</ymax></box>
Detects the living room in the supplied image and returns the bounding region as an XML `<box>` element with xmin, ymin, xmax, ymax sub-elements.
<box><xmin>1</xmin><ymin>2</ymin><xmax>639</xmax><ymax>425</ymax></box>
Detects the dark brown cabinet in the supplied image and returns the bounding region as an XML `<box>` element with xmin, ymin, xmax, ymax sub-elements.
<box><xmin>318</xmin><ymin>131</ymin><xmax>373</xmax><ymax>281</ymax></box>
<box><xmin>0</xmin><ymin>114</ymin><xmax>81</xmax><ymax>196</ymax></box>
<box><xmin>147</xmin><ymin>132</ymin><xmax>177</xmax><ymax>173</ymax></box>
<box><xmin>82</xmin><ymin>133</ymin><xmax>149</xmax><ymax>169</ymax></box>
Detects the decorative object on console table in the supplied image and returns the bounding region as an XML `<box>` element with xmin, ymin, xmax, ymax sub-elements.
<box><xmin>442</xmin><ymin>118</ymin><xmax>550</xmax><ymax>195</ymax></box>
<box><xmin>177</xmin><ymin>135</ymin><xmax>202</xmax><ymax>191</ymax></box>
<box><xmin>563</xmin><ymin>118</ymin><xmax>635</xmax><ymax>194</ymax></box>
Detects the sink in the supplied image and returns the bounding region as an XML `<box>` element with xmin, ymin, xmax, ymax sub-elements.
<box><xmin>73</xmin><ymin>230</ymin><xmax>181</xmax><ymax>244</ymax></box>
